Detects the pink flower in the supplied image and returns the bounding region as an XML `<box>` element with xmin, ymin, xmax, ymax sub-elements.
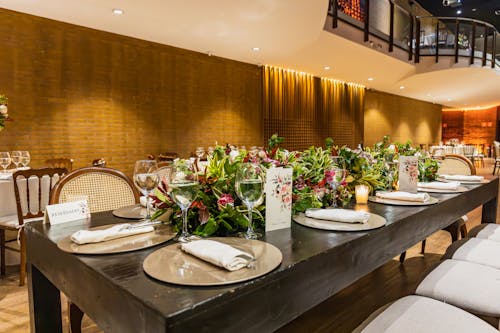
<box><xmin>217</xmin><ymin>194</ymin><xmax>234</xmax><ymax>210</ymax></box>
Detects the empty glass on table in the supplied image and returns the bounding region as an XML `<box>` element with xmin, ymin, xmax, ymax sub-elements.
<box><xmin>133</xmin><ymin>160</ymin><xmax>160</xmax><ymax>221</ymax></box>
<box><xmin>0</xmin><ymin>152</ymin><xmax>11</xmax><ymax>173</ymax></box>
<box><xmin>235</xmin><ymin>163</ymin><xmax>264</xmax><ymax>239</ymax></box>
<box><xmin>20</xmin><ymin>151</ymin><xmax>30</xmax><ymax>169</ymax></box>
<box><xmin>11</xmin><ymin>151</ymin><xmax>22</xmax><ymax>169</ymax></box>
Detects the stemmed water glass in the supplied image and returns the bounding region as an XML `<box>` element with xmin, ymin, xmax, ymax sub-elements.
<box><xmin>0</xmin><ymin>152</ymin><xmax>11</xmax><ymax>173</ymax></box>
<box><xmin>195</xmin><ymin>147</ymin><xmax>205</xmax><ymax>160</ymax></box>
<box><xmin>235</xmin><ymin>163</ymin><xmax>264</xmax><ymax>239</ymax></box>
<box><xmin>20</xmin><ymin>151</ymin><xmax>30</xmax><ymax>169</ymax></box>
<box><xmin>133</xmin><ymin>160</ymin><xmax>160</xmax><ymax>221</ymax></box>
<box><xmin>11</xmin><ymin>151</ymin><xmax>22</xmax><ymax>169</ymax></box>
<box><xmin>326</xmin><ymin>156</ymin><xmax>346</xmax><ymax>208</ymax></box>
<box><xmin>168</xmin><ymin>161</ymin><xmax>199</xmax><ymax>242</ymax></box>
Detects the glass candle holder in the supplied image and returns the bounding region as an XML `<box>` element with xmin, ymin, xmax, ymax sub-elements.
<box><xmin>355</xmin><ymin>184</ymin><xmax>369</xmax><ymax>204</ymax></box>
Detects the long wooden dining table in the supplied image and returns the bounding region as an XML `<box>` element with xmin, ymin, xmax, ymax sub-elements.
<box><xmin>27</xmin><ymin>178</ymin><xmax>498</xmax><ymax>333</ymax></box>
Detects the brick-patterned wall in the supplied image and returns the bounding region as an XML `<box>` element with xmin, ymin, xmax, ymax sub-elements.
<box><xmin>0</xmin><ymin>9</ymin><xmax>263</xmax><ymax>175</ymax></box>
<box><xmin>364</xmin><ymin>90</ymin><xmax>442</xmax><ymax>146</ymax></box>
<box><xmin>442</xmin><ymin>106</ymin><xmax>498</xmax><ymax>152</ymax></box>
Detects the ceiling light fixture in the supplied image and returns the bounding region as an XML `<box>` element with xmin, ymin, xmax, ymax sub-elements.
<box><xmin>324</xmin><ymin>66</ymin><xmax>331</xmax><ymax>70</ymax></box>
<box><xmin>447</xmin><ymin>98</ymin><xmax>452</xmax><ymax>101</ymax></box>
<box><xmin>399</xmin><ymin>86</ymin><xmax>405</xmax><ymax>89</ymax></box>
<box><xmin>367</xmin><ymin>77</ymin><xmax>374</xmax><ymax>81</ymax></box>
<box><xmin>112</xmin><ymin>8</ymin><xmax>124</xmax><ymax>15</ymax></box>
<box><xmin>472</xmin><ymin>8</ymin><xmax>477</xmax><ymax>12</ymax></box>
<box><xmin>252</xmin><ymin>47</ymin><xmax>260</xmax><ymax>52</ymax></box>
<box><xmin>456</xmin><ymin>10</ymin><xmax>462</xmax><ymax>15</ymax></box>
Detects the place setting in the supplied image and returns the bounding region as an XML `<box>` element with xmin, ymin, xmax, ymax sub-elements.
<box><xmin>437</xmin><ymin>174</ymin><xmax>488</xmax><ymax>184</ymax></box>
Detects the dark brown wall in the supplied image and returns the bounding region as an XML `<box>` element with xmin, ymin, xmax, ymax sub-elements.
<box><xmin>0</xmin><ymin>9</ymin><xmax>263</xmax><ymax>175</ymax></box>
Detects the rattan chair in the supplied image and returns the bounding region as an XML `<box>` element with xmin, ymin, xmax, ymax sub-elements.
<box><xmin>45</xmin><ymin>158</ymin><xmax>74</xmax><ymax>172</ymax></box>
<box><xmin>49</xmin><ymin>166</ymin><xmax>139</xmax><ymax>333</ymax></box>
<box><xmin>0</xmin><ymin>168</ymin><xmax>67</xmax><ymax>285</ymax></box>
<box><xmin>493</xmin><ymin>141</ymin><xmax>500</xmax><ymax>175</ymax></box>
<box><xmin>50</xmin><ymin>167</ymin><xmax>139</xmax><ymax>213</ymax></box>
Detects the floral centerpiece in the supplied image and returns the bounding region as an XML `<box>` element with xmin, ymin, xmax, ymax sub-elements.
<box><xmin>150</xmin><ymin>135</ymin><xmax>439</xmax><ymax>237</ymax></box>
<box><xmin>0</xmin><ymin>95</ymin><xmax>8</xmax><ymax>131</ymax></box>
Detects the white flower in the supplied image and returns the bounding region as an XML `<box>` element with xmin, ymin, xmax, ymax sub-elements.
<box><xmin>0</xmin><ymin>105</ymin><xmax>7</xmax><ymax>116</ymax></box>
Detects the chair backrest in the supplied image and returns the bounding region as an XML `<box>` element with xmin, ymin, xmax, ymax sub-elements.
<box><xmin>13</xmin><ymin>168</ymin><xmax>68</xmax><ymax>225</ymax></box>
<box><xmin>438</xmin><ymin>154</ymin><xmax>476</xmax><ymax>176</ymax></box>
<box><xmin>46</xmin><ymin>158</ymin><xmax>74</xmax><ymax>172</ymax></box>
<box><xmin>157</xmin><ymin>165</ymin><xmax>173</xmax><ymax>181</ymax></box>
<box><xmin>50</xmin><ymin>167</ymin><xmax>139</xmax><ymax>213</ymax></box>
<box><xmin>462</xmin><ymin>145</ymin><xmax>474</xmax><ymax>156</ymax></box>
<box><xmin>158</xmin><ymin>152</ymin><xmax>178</xmax><ymax>162</ymax></box>
<box><xmin>494</xmin><ymin>141</ymin><xmax>500</xmax><ymax>159</ymax></box>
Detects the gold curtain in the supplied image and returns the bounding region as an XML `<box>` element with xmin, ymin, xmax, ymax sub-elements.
<box><xmin>263</xmin><ymin>66</ymin><xmax>365</xmax><ymax>150</ymax></box>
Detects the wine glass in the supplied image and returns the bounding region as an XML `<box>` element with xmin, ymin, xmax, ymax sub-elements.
<box><xmin>133</xmin><ymin>160</ymin><xmax>160</xmax><ymax>221</ymax></box>
<box><xmin>168</xmin><ymin>161</ymin><xmax>199</xmax><ymax>242</ymax></box>
<box><xmin>195</xmin><ymin>147</ymin><xmax>205</xmax><ymax>160</ymax></box>
<box><xmin>235</xmin><ymin>163</ymin><xmax>264</xmax><ymax>239</ymax></box>
<box><xmin>11</xmin><ymin>151</ymin><xmax>22</xmax><ymax>169</ymax></box>
<box><xmin>0</xmin><ymin>152</ymin><xmax>11</xmax><ymax>173</ymax></box>
<box><xmin>326</xmin><ymin>156</ymin><xmax>346</xmax><ymax>208</ymax></box>
<box><xmin>20</xmin><ymin>151</ymin><xmax>30</xmax><ymax>169</ymax></box>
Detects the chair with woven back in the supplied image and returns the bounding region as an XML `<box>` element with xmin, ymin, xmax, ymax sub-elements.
<box><xmin>46</xmin><ymin>157</ymin><xmax>74</xmax><ymax>172</ymax></box>
<box><xmin>0</xmin><ymin>167</ymin><xmax>67</xmax><ymax>286</ymax></box>
<box><xmin>49</xmin><ymin>166</ymin><xmax>139</xmax><ymax>333</ymax></box>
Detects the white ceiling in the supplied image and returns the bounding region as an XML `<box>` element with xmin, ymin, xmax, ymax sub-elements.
<box><xmin>1</xmin><ymin>0</ymin><xmax>499</xmax><ymax>108</ymax></box>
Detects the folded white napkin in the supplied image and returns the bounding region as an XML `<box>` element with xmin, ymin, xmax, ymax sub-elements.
<box><xmin>376</xmin><ymin>191</ymin><xmax>430</xmax><ymax>202</ymax></box>
<box><xmin>70</xmin><ymin>224</ymin><xmax>154</xmax><ymax>245</ymax></box>
<box><xmin>0</xmin><ymin>173</ymin><xmax>12</xmax><ymax>180</ymax></box>
<box><xmin>440</xmin><ymin>174</ymin><xmax>484</xmax><ymax>182</ymax></box>
<box><xmin>180</xmin><ymin>239</ymin><xmax>255</xmax><ymax>271</ymax></box>
<box><xmin>305</xmin><ymin>209</ymin><xmax>370</xmax><ymax>224</ymax></box>
<box><xmin>417</xmin><ymin>181</ymin><xmax>461</xmax><ymax>190</ymax></box>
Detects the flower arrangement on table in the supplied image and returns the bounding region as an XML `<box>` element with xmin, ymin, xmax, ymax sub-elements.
<box><xmin>150</xmin><ymin>135</ymin><xmax>439</xmax><ymax>237</ymax></box>
<box><xmin>0</xmin><ymin>95</ymin><xmax>8</xmax><ymax>131</ymax></box>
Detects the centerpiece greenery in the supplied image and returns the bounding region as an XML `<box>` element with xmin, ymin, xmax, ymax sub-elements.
<box><xmin>0</xmin><ymin>95</ymin><xmax>8</xmax><ymax>131</ymax></box>
<box><xmin>151</xmin><ymin>134</ymin><xmax>439</xmax><ymax>237</ymax></box>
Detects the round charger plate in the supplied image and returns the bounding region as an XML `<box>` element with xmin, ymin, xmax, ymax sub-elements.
<box><xmin>112</xmin><ymin>204</ymin><xmax>146</xmax><ymax>219</ymax></box>
<box><xmin>418</xmin><ymin>186</ymin><xmax>468</xmax><ymax>193</ymax></box>
<box><xmin>369</xmin><ymin>196</ymin><xmax>439</xmax><ymax>206</ymax></box>
<box><xmin>57</xmin><ymin>223</ymin><xmax>176</xmax><ymax>254</ymax></box>
<box><xmin>143</xmin><ymin>237</ymin><xmax>282</xmax><ymax>286</ymax></box>
<box><xmin>293</xmin><ymin>212</ymin><xmax>386</xmax><ymax>231</ymax></box>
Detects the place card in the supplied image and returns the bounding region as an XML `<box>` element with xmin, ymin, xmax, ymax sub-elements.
<box><xmin>398</xmin><ymin>156</ymin><xmax>418</xmax><ymax>193</ymax></box>
<box><xmin>265</xmin><ymin>167</ymin><xmax>293</xmax><ymax>232</ymax></box>
<box><xmin>44</xmin><ymin>200</ymin><xmax>91</xmax><ymax>225</ymax></box>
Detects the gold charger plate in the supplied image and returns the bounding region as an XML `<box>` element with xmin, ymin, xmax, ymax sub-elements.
<box><xmin>293</xmin><ymin>212</ymin><xmax>386</xmax><ymax>231</ymax></box>
<box><xmin>112</xmin><ymin>204</ymin><xmax>146</xmax><ymax>220</ymax></box>
<box><xmin>143</xmin><ymin>237</ymin><xmax>282</xmax><ymax>286</ymax></box>
<box><xmin>57</xmin><ymin>224</ymin><xmax>176</xmax><ymax>254</ymax></box>
<box><xmin>418</xmin><ymin>186</ymin><xmax>468</xmax><ymax>193</ymax></box>
<box><xmin>369</xmin><ymin>196</ymin><xmax>439</xmax><ymax>206</ymax></box>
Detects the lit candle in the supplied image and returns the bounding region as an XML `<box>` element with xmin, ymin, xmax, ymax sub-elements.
<box><xmin>355</xmin><ymin>184</ymin><xmax>369</xmax><ymax>204</ymax></box>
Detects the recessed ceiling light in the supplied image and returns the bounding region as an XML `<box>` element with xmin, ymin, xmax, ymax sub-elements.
<box><xmin>447</xmin><ymin>98</ymin><xmax>452</xmax><ymax>101</ymax></box>
<box><xmin>112</xmin><ymin>8</ymin><xmax>124</xmax><ymax>15</ymax></box>
<box><xmin>456</xmin><ymin>10</ymin><xmax>462</xmax><ymax>15</ymax></box>
<box><xmin>472</xmin><ymin>8</ymin><xmax>477</xmax><ymax>12</ymax></box>
<box><xmin>367</xmin><ymin>77</ymin><xmax>374</xmax><ymax>81</ymax></box>
<box><xmin>399</xmin><ymin>86</ymin><xmax>405</xmax><ymax>90</ymax></box>
<box><xmin>426</xmin><ymin>93</ymin><xmax>432</xmax><ymax>97</ymax></box>
<box><xmin>324</xmin><ymin>66</ymin><xmax>331</xmax><ymax>70</ymax></box>
<box><xmin>252</xmin><ymin>47</ymin><xmax>260</xmax><ymax>52</ymax></box>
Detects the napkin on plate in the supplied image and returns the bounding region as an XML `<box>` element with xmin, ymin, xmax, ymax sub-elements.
<box><xmin>439</xmin><ymin>174</ymin><xmax>484</xmax><ymax>182</ymax></box>
<box><xmin>305</xmin><ymin>209</ymin><xmax>370</xmax><ymax>224</ymax></box>
<box><xmin>376</xmin><ymin>191</ymin><xmax>430</xmax><ymax>202</ymax></box>
<box><xmin>180</xmin><ymin>239</ymin><xmax>255</xmax><ymax>271</ymax></box>
<box><xmin>70</xmin><ymin>224</ymin><xmax>154</xmax><ymax>245</ymax></box>
<box><xmin>417</xmin><ymin>181</ymin><xmax>461</xmax><ymax>190</ymax></box>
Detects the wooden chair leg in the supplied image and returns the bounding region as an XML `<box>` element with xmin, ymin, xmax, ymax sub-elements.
<box><xmin>420</xmin><ymin>239</ymin><xmax>426</xmax><ymax>254</ymax></box>
<box><xmin>19</xmin><ymin>230</ymin><xmax>26</xmax><ymax>286</ymax></box>
<box><xmin>399</xmin><ymin>251</ymin><xmax>406</xmax><ymax>264</ymax></box>
<box><xmin>460</xmin><ymin>223</ymin><xmax>468</xmax><ymax>239</ymax></box>
<box><xmin>0</xmin><ymin>229</ymin><xmax>5</xmax><ymax>276</ymax></box>
<box><xmin>444</xmin><ymin>221</ymin><xmax>460</xmax><ymax>242</ymax></box>
<box><xmin>69</xmin><ymin>301</ymin><xmax>84</xmax><ymax>333</ymax></box>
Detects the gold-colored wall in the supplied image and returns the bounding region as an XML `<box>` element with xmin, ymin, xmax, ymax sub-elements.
<box><xmin>364</xmin><ymin>90</ymin><xmax>442</xmax><ymax>146</ymax></box>
<box><xmin>0</xmin><ymin>9</ymin><xmax>263</xmax><ymax>175</ymax></box>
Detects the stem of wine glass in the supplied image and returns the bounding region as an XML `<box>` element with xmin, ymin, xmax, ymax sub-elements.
<box><xmin>181</xmin><ymin>207</ymin><xmax>189</xmax><ymax>239</ymax></box>
<box><xmin>145</xmin><ymin>195</ymin><xmax>152</xmax><ymax>220</ymax></box>
<box><xmin>331</xmin><ymin>185</ymin><xmax>338</xmax><ymax>208</ymax></box>
<box><xmin>246</xmin><ymin>204</ymin><xmax>254</xmax><ymax>236</ymax></box>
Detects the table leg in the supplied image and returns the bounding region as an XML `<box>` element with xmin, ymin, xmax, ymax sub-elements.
<box><xmin>28</xmin><ymin>263</ymin><xmax>63</xmax><ymax>333</ymax></box>
<box><xmin>482</xmin><ymin>195</ymin><xmax>498</xmax><ymax>224</ymax></box>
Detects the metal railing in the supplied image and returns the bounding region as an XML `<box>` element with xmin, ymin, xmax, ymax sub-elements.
<box><xmin>328</xmin><ymin>0</ymin><xmax>499</xmax><ymax>68</ymax></box>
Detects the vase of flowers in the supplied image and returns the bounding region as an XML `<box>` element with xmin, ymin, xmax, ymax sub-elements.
<box><xmin>0</xmin><ymin>95</ymin><xmax>8</xmax><ymax>131</ymax></box>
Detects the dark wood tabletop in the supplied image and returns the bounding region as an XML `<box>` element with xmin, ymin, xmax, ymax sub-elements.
<box><xmin>27</xmin><ymin>178</ymin><xmax>499</xmax><ymax>333</ymax></box>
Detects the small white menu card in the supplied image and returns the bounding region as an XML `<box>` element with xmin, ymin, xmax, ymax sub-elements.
<box><xmin>44</xmin><ymin>200</ymin><xmax>91</xmax><ymax>225</ymax></box>
<box><xmin>398</xmin><ymin>156</ymin><xmax>419</xmax><ymax>193</ymax></box>
<box><xmin>265</xmin><ymin>167</ymin><xmax>293</xmax><ymax>232</ymax></box>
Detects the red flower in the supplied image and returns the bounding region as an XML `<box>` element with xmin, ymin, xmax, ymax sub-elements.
<box><xmin>217</xmin><ymin>194</ymin><xmax>234</xmax><ymax>210</ymax></box>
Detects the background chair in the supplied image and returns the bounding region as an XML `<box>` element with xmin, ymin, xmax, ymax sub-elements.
<box><xmin>45</xmin><ymin>158</ymin><xmax>74</xmax><ymax>172</ymax></box>
<box><xmin>0</xmin><ymin>167</ymin><xmax>67</xmax><ymax>285</ymax></box>
<box><xmin>493</xmin><ymin>141</ymin><xmax>500</xmax><ymax>175</ymax></box>
<box><xmin>49</xmin><ymin>166</ymin><xmax>139</xmax><ymax>333</ymax></box>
